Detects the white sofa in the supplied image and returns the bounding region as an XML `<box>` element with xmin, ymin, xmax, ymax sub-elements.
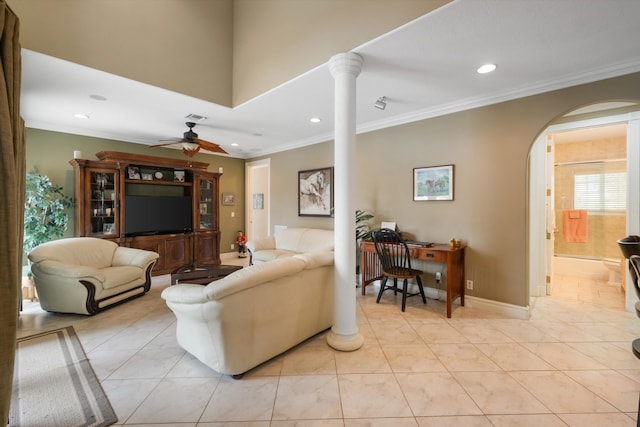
<box><xmin>28</xmin><ymin>237</ymin><xmax>159</xmax><ymax>315</ymax></box>
<box><xmin>161</xmin><ymin>250</ymin><xmax>335</xmax><ymax>377</ymax></box>
<box><xmin>246</xmin><ymin>227</ymin><xmax>334</xmax><ymax>264</ymax></box>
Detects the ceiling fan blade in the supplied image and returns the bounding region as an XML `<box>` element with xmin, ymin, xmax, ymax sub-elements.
<box><xmin>197</xmin><ymin>138</ymin><xmax>228</xmax><ymax>154</ymax></box>
<box><xmin>149</xmin><ymin>141</ymin><xmax>182</xmax><ymax>148</ymax></box>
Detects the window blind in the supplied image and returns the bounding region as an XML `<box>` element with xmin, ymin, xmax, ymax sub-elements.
<box><xmin>574</xmin><ymin>172</ymin><xmax>626</xmax><ymax>211</ymax></box>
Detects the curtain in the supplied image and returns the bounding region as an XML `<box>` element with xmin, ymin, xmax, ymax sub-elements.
<box><xmin>0</xmin><ymin>0</ymin><xmax>24</xmax><ymax>423</ymax></box>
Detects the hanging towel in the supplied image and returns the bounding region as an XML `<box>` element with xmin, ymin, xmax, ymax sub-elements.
<box><xmin>562</xmin><ymin>209</ymin><xmax>588</xmax><ymax>243</ymax></box>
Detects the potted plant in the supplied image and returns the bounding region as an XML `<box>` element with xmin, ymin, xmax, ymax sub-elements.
<box><xmin>23</xmin><ymin>169</ymin><xmax>74</xmax><ymax>255</ymax></box>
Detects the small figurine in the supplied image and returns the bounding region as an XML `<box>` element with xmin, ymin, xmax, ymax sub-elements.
<box><xmin>236</xmin><ymin>230</ymin><xmax>248</xmax><ymax>258</ymax></box>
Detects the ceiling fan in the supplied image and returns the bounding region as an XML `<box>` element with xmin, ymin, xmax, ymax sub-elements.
<box><xmin>150</xmin><ymin>122</ymin><xmax>228</xmax><ymax>157</ymax></box>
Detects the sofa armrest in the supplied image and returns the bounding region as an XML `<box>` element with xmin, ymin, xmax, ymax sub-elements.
<box><xmin>161</xmin><ymin>284</ymin><xmax>208</xmax><ymax>304</ymax></box>
<box><xmin>32</xmin><ymin>260</ymin><xmax>106</xmax><ymax>282</ymax></box>
<box><xmin>246</xmin><ymin>235</ymin><xmax>276</xmax><ymax>253</ymax></box>
<box><xmin>112</xmin><ymin>246</ymin><xmax>159</xmax><ymax>268</ymax></box>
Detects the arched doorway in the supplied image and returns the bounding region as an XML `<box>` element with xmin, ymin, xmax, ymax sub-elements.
<box><xmin>529</xmin><ymin>102</ymin><xmax>640</xmax><ymax>312</ymax></box>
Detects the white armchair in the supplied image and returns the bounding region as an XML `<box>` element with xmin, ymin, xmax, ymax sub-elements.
<box><xmin>28</xmin><ymin>237</ymin><xmax>159</xmax><ymax>315</ymax></box>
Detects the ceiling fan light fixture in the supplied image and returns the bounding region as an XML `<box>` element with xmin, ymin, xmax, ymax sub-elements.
<box><xmin>181</xmin><ymin>142</ymin><xmax>199</xmax><ymax>151</ymax></box>
<box><xmin>374</xmin><ymin>96</ymin><xmax>387</xmax><ymax>110</ymax></box>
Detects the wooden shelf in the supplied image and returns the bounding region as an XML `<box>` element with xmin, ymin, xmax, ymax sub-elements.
<box><xmin>70</xmin><ymin>151</ymin><xmax>222</xmax><ymax>275</ymax></box>
<box><xmin>124</xmin><ymin>178</ymin><xmax>193</xmax><ymax>187</ymax></box>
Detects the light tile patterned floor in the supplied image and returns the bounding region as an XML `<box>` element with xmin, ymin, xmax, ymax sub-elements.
<box><xmin>17</xmin><ymin>263</ymin><xmax>640</xmax><ymax>426</ymax></box>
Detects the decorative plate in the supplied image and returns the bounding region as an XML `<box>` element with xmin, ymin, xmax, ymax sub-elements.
<box><xmin>154</xmin><ymin>171</ymin><xmax>164</xmax><ymax>179</ymax></box>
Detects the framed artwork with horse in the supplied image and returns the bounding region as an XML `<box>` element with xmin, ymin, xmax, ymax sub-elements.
<box><xmin>413</xmin><ymin>164</ymin><xmax>454</xmax><ymax>201</ymax></box>
<box><xmin>298</xmin><ymin>167</ymin><xmax>334</xmax><ymax>217</ymax></box>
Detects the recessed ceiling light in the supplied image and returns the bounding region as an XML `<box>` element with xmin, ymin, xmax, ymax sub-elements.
<box><xmin>309</xmin><ymin>117</ymin><xmax>321</xmax><ymax>123</ymax></box>
<box><xmin>89</xmin><ymin>94</ymin><xmax>107</xmax><ymax>101</ymax></box>
<box><xmin>477</xmin><ymin>63</ymin><xmax>497</xmax><ymax>74</ymax></box>
<box><xmin>231</xmin><ymin>143</ymin><xmax>239</xmax><ymax>147</ymax></box>
<box><xmin>74</xmin><ymin>113</ymin><xmax>90</xmax><ymax>119</ymax></box>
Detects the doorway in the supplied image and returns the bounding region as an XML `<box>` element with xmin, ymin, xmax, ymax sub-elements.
<box><xmin>245</xmin><ymin>158</ymin><xmax>270</xmax><ymax>241</ymax></box>
<box><xmin>529</xmin><ymin>103</ymin><xmax>640</xmax><ymax>313</ymax></box>
<box><xmin>550</xmin><ymin>124</ymin><xmax>627</xmax><ymax>309</ymax></box>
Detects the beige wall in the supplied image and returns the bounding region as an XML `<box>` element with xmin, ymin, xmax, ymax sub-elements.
<box><xmin>13</xmin><ymin>0</ymin><xmax>235</xmax><ymax>106</ymax></box>
<box><xmin>232</xmin><ymin>0</ymin><xmax>448</xmax><ymax>105</ymax></box>
<box><xmin>12</xmin><ymin>0</ymin><xmax>447</xmax><ymax>106</ymax></box>
<box><xmin>25</xmin><ymin>129</ymin><xmax>246</xmax><ymax>257</ymax></box>
<box><xmin>250</xmin><ymin>72</ymin><xmax>640</xmax><ymax>308</ymax></box>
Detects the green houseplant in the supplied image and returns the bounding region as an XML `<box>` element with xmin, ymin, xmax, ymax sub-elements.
<box><xmin>23</xmin><ymin>169</ymin><xmax>74</xmax><ymax>254</ymax></box>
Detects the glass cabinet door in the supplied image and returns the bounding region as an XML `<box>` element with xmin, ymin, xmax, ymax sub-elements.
<box><xmin>198</xmin><ymin>177</ymin><xmax>214</xmax><ymax>229</ymax></box>
<box><xmin>89</xmin><ymin>170</ymin><xmax>118</xmax><ymax>236</ymax></box>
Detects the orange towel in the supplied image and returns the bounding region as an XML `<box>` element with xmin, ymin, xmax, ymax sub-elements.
<box><xmin>562</xmin><ymin>210</ymin><xmax>588</xmax><ymax>243</ymax></box>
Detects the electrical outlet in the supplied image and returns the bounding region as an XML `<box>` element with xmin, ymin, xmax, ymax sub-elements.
<box><xmin>435</xmin><ymin>272</ymin><xmax>441</xmax><ymax>283</ymax></box>
<box><xmin>231</xmin><ymin>243</ymin><xmax>234</xmax><ymax>250</ymax></box>
<box><xmin>466</xmin><ymin>280</ymin><xmax>473</xmax><ymax>290</ymax></box>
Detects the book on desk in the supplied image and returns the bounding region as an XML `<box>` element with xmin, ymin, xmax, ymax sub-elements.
<box><xmin>405</xmin><ymin>240</ymin><xmax>434</xmax><ymax>247</ymax></box>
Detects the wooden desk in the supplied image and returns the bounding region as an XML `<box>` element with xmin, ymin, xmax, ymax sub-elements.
<box><xmin>360</xmin><ymin>241</ymin><xmax>466</xmax><ymax>318</ymax></box>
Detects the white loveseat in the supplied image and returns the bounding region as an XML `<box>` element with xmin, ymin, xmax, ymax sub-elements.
<box><xmin>161</xmin><ymin>250</ymin><xmax>335</xmax><ymax>377</ymax></box>
<box><xmin>28</xmin><ymin>237</ymin><xmax>159</xmax><ymax>315</ymax></box>
<box><xmin>246</xmin><ymin>227</ymin><xmax>334</xmax><ymax>264</ymax></box>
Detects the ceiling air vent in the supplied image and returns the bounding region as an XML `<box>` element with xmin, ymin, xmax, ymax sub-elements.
<box><xmin>185</xmin><ymin>113</ymin><xmax>207</xmax><ymax>122</ymax></box>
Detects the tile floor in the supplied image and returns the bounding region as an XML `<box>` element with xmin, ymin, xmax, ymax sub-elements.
<box><xmin>17</xmin><ymin>260</ymin><xmax>640</xmax><ymax>426</ymax></box>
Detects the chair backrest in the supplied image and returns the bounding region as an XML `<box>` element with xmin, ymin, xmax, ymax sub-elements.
<box><xmin>372</xmin><ymin>228</ymin><xmax>412</xmax><ymax>273</ymax></box>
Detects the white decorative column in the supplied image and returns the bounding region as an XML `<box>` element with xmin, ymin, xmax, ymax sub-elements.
<box><xmin>327</xmin><ymin>52</ymin><xmax>364</xmax><ymax>351</ymax></box>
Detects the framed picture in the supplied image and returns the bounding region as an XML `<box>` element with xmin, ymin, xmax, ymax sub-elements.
<box><xmin>127</xmin><ymin>166</ymin><xmax>141</xmax><ymax>180</ymax></box>
<box><xmin>253</xmin><ymin>193</ymin><xmax>264</xmax><ymax>210</ymax></box>
<box><xmin>298</xmin><ymin>167</ymin><xmax>333</xmax><ymax>217</ymax></box>
<box><xmin>174</xmin><ymin>170</ymin><xmax>185</xmax><ymax>182</ymax></box>
<box><xmin>222</xmin><ymin>192</ymin><xmax>235</xmax><ymax>206</ymax></box>
<box><xmin>103</xmin><ymin>223</ymin><xmax>115</xmax><ymax>235</ymax></box>
<box><xmin>413</xmin><ymin>164</ymin><xmax>454</xmax><ymax>201</ymax></box>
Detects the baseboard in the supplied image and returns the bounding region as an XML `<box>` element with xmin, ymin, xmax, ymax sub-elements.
<box><xmin>422</xmin><ymin>286</ymin><xmax>530</xmax><ymax>319</ymax></box>
<box><xmin>463</xmin><ymin>295</ymin><xmax>530</xmax><ymax>319</ymax></box>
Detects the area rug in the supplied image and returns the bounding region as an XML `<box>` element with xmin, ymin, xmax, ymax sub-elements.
<box><xmin>9</xmin><ymin>326</ymin><xmax>117</xmax><ymax>427</ymax></box>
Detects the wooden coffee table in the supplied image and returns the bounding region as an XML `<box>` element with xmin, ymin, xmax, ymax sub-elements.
<box><xmin>170</xmin><ymin>264</ymin><xmax>243</xmax><ymax>285</ymax></box>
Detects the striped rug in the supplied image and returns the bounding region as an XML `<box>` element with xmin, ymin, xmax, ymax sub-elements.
<box><xmin>9</xmin><ymin>326</ymin><xmax>117</xmax><ymax>427</ymax></box>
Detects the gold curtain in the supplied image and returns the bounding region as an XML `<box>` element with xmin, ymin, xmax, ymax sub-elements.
<box><xmin>0</xmin><ymin>0</ymin><xmax>24</xmax><ymax>422</ymax></box>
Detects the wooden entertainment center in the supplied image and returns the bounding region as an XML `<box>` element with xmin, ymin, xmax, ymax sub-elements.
<box><xmin>70</xmin><ymin>151</ymin><xmax>221</xmax><ymax>275</ymax></box>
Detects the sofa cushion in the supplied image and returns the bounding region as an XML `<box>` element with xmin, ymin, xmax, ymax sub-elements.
<box><xmin>205</xmin><ymin>257</ymin><xmax>306</xmax><ymax>300</ymax></box>
<box><xmin>252</xmin><ymin>249</ymin><xmax>297</xmax><ymax>263</ymax></box>
<box><xmin>29</xmin><ymin>237</ymin><xmax>117</xmax><ymax>269</ymax></box>
<box><xmin>272</xmin><ymin>228</ymin><xmax>334</xmax><ymax>253</ymax></box>
<box><xmin>101</xmin><ymin>266</ymin><xmax>145</xmax><ymax>290</ymax></box>
<box><xmin>295</xmin><ymin>229</ymin><xmax>335</xmax><ymax>253</ymax></box>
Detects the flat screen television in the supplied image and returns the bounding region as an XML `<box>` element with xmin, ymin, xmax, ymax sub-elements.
<box><xmin>124</xmin><ymin>195</ymin><xmax>192</xmax><ymax>236</ymax></box>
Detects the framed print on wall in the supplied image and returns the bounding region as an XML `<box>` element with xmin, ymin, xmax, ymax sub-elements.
<box><xmin>298</xmin><ymin>167</ymin><xmax>334</xmax><ymax>217</ymax></box>
<box><xmin>413</xmin><ymin>164</ymin><xmax>454</xmax><ymax>201</ymax></box>
<box><xmin>222</xmin><ymin>192</ymin><xmax>235</xmax><ymax>206</ymax></box>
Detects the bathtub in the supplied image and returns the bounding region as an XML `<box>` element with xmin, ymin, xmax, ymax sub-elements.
<box><xmin>553</xmin><ymin>255</ymin><xmax>623</xmax><ymax>287</ymax></box>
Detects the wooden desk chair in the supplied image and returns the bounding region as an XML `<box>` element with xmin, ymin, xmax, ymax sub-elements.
<box><xmin>372</xmin><ymin>228</ymin><xmax>426</xmax><ymax>312</ymax></box>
